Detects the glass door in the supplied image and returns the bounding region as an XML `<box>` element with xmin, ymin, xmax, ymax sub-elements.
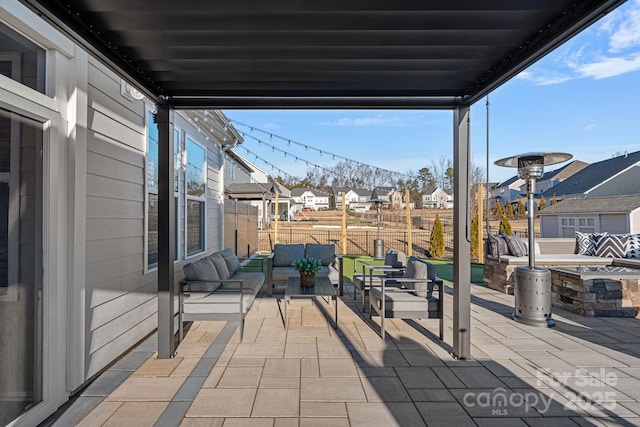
<box><xmin>0</xmin><ymin>108</ymin><xmax>43</xmax><ymax>426</ymax></box>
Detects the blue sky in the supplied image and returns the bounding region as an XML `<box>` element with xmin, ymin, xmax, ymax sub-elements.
<box><xmin>226</xmin><ymin>0</ymin><xmax>640</xmax><ymax>185</ymax></box>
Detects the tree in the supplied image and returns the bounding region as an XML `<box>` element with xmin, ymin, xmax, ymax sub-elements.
<box><xmin>491</xmin><ymin>201</ymin><xmax>504</xmax><ymax>220</ymax></box>
<box><xmin>470</xmin><ymin>212</ymin><xmax>479</xmax><ymax>258</ymax></box>
<box><xmin>517</xmin><ymin>199</ymin><xmax>526</xmax><ymax>219</ymax></box>
<box><xmin>550</xmin><ymin>194</ymin><xmax>557</xmax><ymax>205</ymax></box>
<box><xmin>499</xmin><ymin>215</ymin><xmax>512</xmax><ymax>235</ymax></box>
<box><xmin>506</xmin><ymin>201</ymin><xmax>515</xmax><ymax>220</ymax></box>
<box><xmin>430</xmin><ymin>215</ymin><xmax>445</xmax><ymax>258</ymax></box>
<box><xmin>417</xmin><ymin>167</ymin><xmax>436</xmax><ymax>191</ymax></box>
<box><xmin>539</xmin><ymin>195</ymin><xmax>547</xmax><ymax>210</ymax></box>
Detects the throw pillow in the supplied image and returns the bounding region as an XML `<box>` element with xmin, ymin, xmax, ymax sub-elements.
<box><xmin>575</xmin><ymin>231</ymin><xmax>603</xmax><ymax>256</ymax></box>
<box><xmin>627</xmin><ymin>234</ymin><xmax>640</xmax><ymax>259</ymax></box>
<box><xmin>595</xmin><ymin>233</ymin><xmax>628</xmax><ymax>258</ymax></box>
<box><xmin>488</xmin><ymin>234</ymin><xmax>510</xmax><ymax>257</ymax></box>
<box><xmin>505</xmin><ymin>234</ymin><xmax>527</xmax><ymax>257</ymax></box>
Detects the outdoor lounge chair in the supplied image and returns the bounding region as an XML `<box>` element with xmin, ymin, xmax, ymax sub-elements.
<box><xmin>369</xmin><ymin>256</ymin><xmax>444</xmax><ymax>340</ymax></box>
<box><xmin>352</xmin><ymin>249</ymin><xmax>406</xmax><ymax>311</ymax></box>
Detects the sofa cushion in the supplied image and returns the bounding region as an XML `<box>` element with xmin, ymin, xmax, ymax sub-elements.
<box><xmin>305</xmin><ymin>243</ymin><xmax>335</xmax><ymax>266</ymax></box>
<box><xmin>402</xmin><ymin>257</ymin><xmax>432</xmax><ymax>297</ymax></box>
<box><xmin>209</xmin><ymin>253</ymin><xmax>231</xmax><ymax>280</ymax></box>
<box><xmin>384</xmin><ymin>249</ymin><xmax>406</xmax><ymax>268</ymax></box>
<box><xmin>273</xmin><ymin>244</ymin><xmax>305</xmax><ymax>267</ymax></box>
<box><xmin>595</xmin><ymin>233</ymin><xmax>628</xmax><ymax>258</ymax></box>
<box><xmin>220</xmin><ymin>248</ymin><xmax>241</xmax><ymax>275</ymax></box>
<box><xmin>505</xmin><ymin>234</ymin><xmax>527</xmax><ymax>257</ymax></box>
<box><xmin>182</xmin><ymin>257</ymin><xmax>221</xmax><ymax>292</ymax></box>
<box><xmin>370</xmin><ymin>288</ymin><xmax>428</xmax><ymax>316</ymax></box>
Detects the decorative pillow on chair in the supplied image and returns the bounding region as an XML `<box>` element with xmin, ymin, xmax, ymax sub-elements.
<box><xmin>595</xmin><ymin>233</ymin><xmax>628</xmax><ymax>258</ymax></box>
<box><xmin>504</xmin><ymin>234</ymin><xmax>527</xmax><ymax>257</ymax></box>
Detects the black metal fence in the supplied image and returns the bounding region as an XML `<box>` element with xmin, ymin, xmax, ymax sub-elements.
<box><xmin>259</xmin><ymin>229</ymin><xmax>453</xmax><ymax>259</ymax></box>
<box><xmin>258</xmin><ymin>226</ymin><xmax>535</xmax><ymax>260</ymax></box>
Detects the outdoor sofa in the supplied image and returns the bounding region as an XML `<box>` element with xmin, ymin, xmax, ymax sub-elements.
<box><xmin>266</xmin><ymin>243</ymin><xmax>343</xmax><ymax>296</ymax></box>
<box><xmin>179</xmin><ymin>248</ymin><xmax>264</xmax><ymax>342</ymax></box>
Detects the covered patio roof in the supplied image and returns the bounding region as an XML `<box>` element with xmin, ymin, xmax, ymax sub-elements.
<box><xmin>19</xmin><ymin>0</ymin><xmax>626</xmax><ymax>359</ymax></box>
<box><xmin>20</xmin><ymin>0</ymin><xmax>623</xmax><ymax>108</ymax></box>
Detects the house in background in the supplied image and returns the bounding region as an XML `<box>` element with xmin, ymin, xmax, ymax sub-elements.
<box><xmin>291</xmin><ymin>187</ymin><xmax>330</xmax><ymax>212</ymax></box>
<box><xmin>522</xmin><ymin>160</ymin><xmax>588</xmax><ymax>198</ymax></box>
<box><xmin>541</xmin><ymin>151</ymin><xmax>640</xmax><ymax>200</ymax></box>
<box><xmin>333</xmin><ymin>187</ymin><xmax>372</xmax><ymax>212</ymax></box>
<box><xmin>490</xmin><ymin>175</ymin><xmax>525</xmax><ymax>207</ymax></box>
<box><xmin>538</xmin><ymin>194</ymin><xmax>640</xmax><ymax>237</ymax></box>
<box><xmin>224</xmin><ymin>152</ymin><xmax>291</xmax><ymax>227</ymax></box>
<box><xmin>422</xmin><ymin>186</ymin><xmax>450</xmax><ymax>209</ymax></box>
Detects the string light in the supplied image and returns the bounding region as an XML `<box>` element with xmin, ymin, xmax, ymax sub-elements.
<box><xmin>229</xmin><ymin>118</ymin><xmax>411</xmax><ymax>180</ymax></box>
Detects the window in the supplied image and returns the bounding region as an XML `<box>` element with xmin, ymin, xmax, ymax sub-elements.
<box><xmin>559</xmin><ymin>216</ymin><xmax>597</xmax><ymax>238</ymax></box>
<box><xmin>186</xmin><ymin>137</ymin><xmax>206</xmax><ymax>256</ymax></box>
<box><xmin>146</xmin><ymin>112</ymin><xmax>179</xmax><ymax>268</ymax></box>
<box><xmin>0</xmin><ymin>21</ymin><xmax>46</xmax><ymax>93</ymax></box>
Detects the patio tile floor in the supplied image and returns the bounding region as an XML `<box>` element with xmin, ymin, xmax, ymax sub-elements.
<box><xmin>44</xmin><ymin>283</ymin><xmax>640</xmax><ymax>426</ymax></box>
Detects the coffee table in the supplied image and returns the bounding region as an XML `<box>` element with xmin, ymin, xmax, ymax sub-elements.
<box><xmin>284</xmin><ymin>276</ymin><xmax>338</xmax><ymax>329</ymax></box>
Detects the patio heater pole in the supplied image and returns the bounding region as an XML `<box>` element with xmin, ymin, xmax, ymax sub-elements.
<box><xmin>370</xmin><ymin>188</ymin><xmax>388</xmax><ymax>258</ymax></box>
<box><xmin>495</xmin><ymin>152</ymin><xmax>571</xmax><ymax>328</ymax></box>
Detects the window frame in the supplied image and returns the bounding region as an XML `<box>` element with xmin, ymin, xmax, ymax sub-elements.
<box><xmin>144</xmin><ymin>110</ymin><xmax>181</xmax><ymax>272</ymax></box>
<box><xmin>184</xmin><ymin>136</ymin><xmax>207</xmax><ymax>258</ymax></box>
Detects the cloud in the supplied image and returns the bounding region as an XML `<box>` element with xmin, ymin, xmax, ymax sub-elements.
<box><xmin>515</xmin><ymin>70</ymin><xmax>572</xmax><ymax>86</ymax></box>
<box><xmin>575</xmin><ymin>53</ymin><xmax>640</xmax><ymax>78</ymax></box>
<box><xmin>519</xmin><ymin>0</ymin><xmax>640</xmax><ymax>85</ymax></box>
<box><xmin>583</xmin><ymin>123</ymin><xmax>597</xmax><ymax>131</ymax></box>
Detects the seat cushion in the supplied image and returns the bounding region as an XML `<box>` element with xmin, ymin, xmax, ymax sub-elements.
<box><xmin>305</xmin><ymin>243</ymin><xmax>335</xmax><ymax>266</ymax></box>
<box><xmin>352</xmin><ymin>274</ymin><xmax>385</xmax><ymax>291</ymax></box>
<box><xmin>370</xmin><ymin>288</ymin><xmax>428</xmax><ymax>316</ymax></box>
<box><xmin>273</xmin><ymin>244</ymin><xmax>305</xmax><ymax>267</ymax></box>
<box><xmin>218</xmin><ymin>272</ymin><xmax>264</xmax><ymax>292</ymax></box>
<box><xmin>220</xmin><ymin>248</ymin><xmax>241</xmax><ymax>275</ymax></box>
<box><xmin>384</xmin><ymin>249</ymin><xmax>406</xmax><ymax>268</ymax></box>
<box><xmin>182</xmin><ymin>292</ymin><xmax>255</xmax><ymax>314</ymax></box>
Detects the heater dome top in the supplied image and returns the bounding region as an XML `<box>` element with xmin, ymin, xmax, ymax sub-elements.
<box><xmin>494</xmin><ymin>152</ymin><xmax>572</xmax><ymax>168</ymax></box>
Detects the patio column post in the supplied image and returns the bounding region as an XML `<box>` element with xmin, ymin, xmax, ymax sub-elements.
<box><xmin>156</xmin><ymin>104</ymin><xmax>176</xmax><ymax>359</ymax></box>
<box><xmin>453</xmin><ymin>105</ymin><xmax>471</xmax><ymax>359</ymax></box>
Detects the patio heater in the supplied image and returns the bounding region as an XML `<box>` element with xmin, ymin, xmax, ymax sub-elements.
<box><xmin>494</xmin><ymin>152</ymin><xmax>572</xmax><ymax>327</ymax></box>
<box><xmin>370</xmin><ymin>189</ymin><xmax>389</xmax><ymax>258</ymax></box>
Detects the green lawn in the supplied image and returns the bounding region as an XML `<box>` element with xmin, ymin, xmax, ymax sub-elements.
<box><xmin>342</xmin><ymin>255</ymin><xmax>483</xmax><ymax>284</ymax></box>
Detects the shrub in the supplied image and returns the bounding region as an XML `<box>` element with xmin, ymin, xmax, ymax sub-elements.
<box><xmin>499</xmin><ymin>215</ymin><xmax>512</xmax><ymax>235</ymax></box>
<box><xmin>430</xmin><ymin>215</ymin><xmax>445</xmax><ymax>258</ymax></box>
<box><xmin>470</xmin><ymin>212</ymin><xmax>479</xmax><ymax>258</ymax></box>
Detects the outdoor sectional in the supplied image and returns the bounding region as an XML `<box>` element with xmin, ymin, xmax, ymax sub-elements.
<box><xmin>179</xmin><ymin>248</ymin><xmax>265</xmax><ymax>342</ymax></box>
<box><xmin>483</xmin><ymin>234</ymin><xmax>640</xmax><ymax>317</ymax></box>
<box><xmin>266</xmin><ymin>243</ymin><xmax>343</xmax><ymax>296</ymax></box>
